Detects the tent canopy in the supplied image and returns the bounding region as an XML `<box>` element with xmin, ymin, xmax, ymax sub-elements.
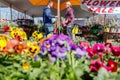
<box><xmin>0</xmin><ymin>0</ymin><xmax>93</xmax><ymax>18</ymax></box>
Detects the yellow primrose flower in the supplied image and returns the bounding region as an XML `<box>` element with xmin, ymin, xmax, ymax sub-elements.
<box><xmin>22</xmin><ymin>62</ymin><xmax>29</xmax><ymax>70</ymax></box>
<box><xmin>24</xmin><ymin>49</ymin><xmax>29</xmax><ymax>54</ymax></box>
<box><xmin>10</xmin><ymin>30</ymin><xmax>19</xmax><ymax>38</ymax></box>
<box><xmin>15</xmin><ymin>28</ymin><xmax>19</xmax><ymax>31</ymax></box>
<box><xmin>27</xmin><ymin>41</ymin><xmax>37</xmax><ymax>46</ymax></box>
<box><xmin>10</xmin><ymin>28</ymin><xmax>27</xmax><ymax>40</ymax></box>
<box><xmin>37</xmin><ymin>33</ymin><xmax>43</xmax><ymax>41</ymax></box>
<box><xmin>34</xmin><ymin>37</ymin><xmax>38</xmax><ymax>41</ymax></box>
<box><xmin>32</xmin><ymin>31</ymin><xmax>38</xmax><ymax>38</ymax></box>
<box><xmin>18</xmin><ymin>31</ymin><xmax>27</xmax><ymax>40</ymax></box>
<box><xmin>28</xmin><ymin>46</ymin><xmax>40</xmax><ymax>55</ymax></box>
<box><xmin>0</xmin><ymin>40</ymin><xmax>7</xmax><ymax>47</ymax></box>
<box><xmin>27</xmin><ymin>41</ymin><xmax>40</xmax><ymax>55</ymax></box>
<box><xmin>9</xmin><ymin>26</ymin><xmax>14</xmax><ymax>31</ymax></box>
<box><xmin>4</xmin><ymin>35</ymin><xmax>10</xmax><ymax>41</ymax></box>
<box><xmin>0</xmin><ymin>40</ymin><xmax>6</xmax><ymax>51</ymax></box>
<box><xmin>21</xmin><ymin>31</ymin><xmax>27</xmax><ymax>40</ymax></box>
<box><xmin>10</xmin><ymin>31</ymin><xmax>15</xmax><ymax>38</ymax></box>
<box><xmin>0</xmin><ymin>35</ymin><xmax>8</xmax><ymax>51</ymax></box>
<box><xmin>10</xmin><ymin>53</ymin><xmax>14</xmax><ymax>57</ymax></box>
<box><xmin>72</xmin><ymin>27</ymin><xmax>79</xmax><ymax>34</ymax></box>
<box><xmin>27</xmin><ymin>41</ymin><xmax>31</xmax><ymax>46</ymax></box>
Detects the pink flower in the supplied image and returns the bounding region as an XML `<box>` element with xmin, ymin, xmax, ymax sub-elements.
<box><xmin>79</xmin><ymin>41</ymin><xmax>90</xmax><ymax>49</ymax></box>
<box><xmin>111</xmin><ymin>46</ymin><xmax>120</xmax><ymax>56</ymax></box>
<box><xmin>61</xmin><ymin>22</ymin><xmax>66</xmax><ymax>27</ymax></box>
<box><xmin>90</xmin><ymin>59</ymin><xmax>105</xmax><ymax>72</ymax></box>
<box><xmin>104</xmin><ymin>43</ymin><xmax>112</xmax><ymax>53</ymax></box>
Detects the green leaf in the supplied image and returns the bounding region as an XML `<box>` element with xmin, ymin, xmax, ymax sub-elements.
<box><xmin>31</xmin><ymin>61</ymin><xmax>40</xmax><ymax>68</ymax></box>
<box><xmin>95</xmin><ymin>68</ymin><xmax>109</xmax><ymax>80</ymax></box>
<box><xmin>75</xmin><ymin>68</ymin><xmax>84</xmax><ymax>78</ymax></box>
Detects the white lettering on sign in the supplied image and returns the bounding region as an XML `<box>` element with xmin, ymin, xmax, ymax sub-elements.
<box><xmin>81</xmin><ymin>0</ymin><xmax>120</xmax><ymax>14</ymax></box>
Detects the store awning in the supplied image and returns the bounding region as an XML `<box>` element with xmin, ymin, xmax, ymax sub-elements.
<box><xmin>0</xmin><ymin>0</ymin><xmax>94</xmax><ymax>18</ymax></box>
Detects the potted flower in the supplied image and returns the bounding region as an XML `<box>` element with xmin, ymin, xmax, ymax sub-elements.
<box><xmin>110</xmin><ymin>25</ymin><xmax>117</xmax><ymax>32</ymax></box>
<box><xmin>104</xmin><ymin>26</ymin><xmax>110</xmax><ymax>32</ymax></box>
<box><xmin>117</xmin><ymin>26</ymin><xmax>120</xmax><ymax>33</ymax></box>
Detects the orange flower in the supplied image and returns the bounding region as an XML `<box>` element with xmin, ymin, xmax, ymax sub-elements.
<box><xmin>4</xmin><ymin>39</ymin><xmax>19</xmax><ymax>54</ymax></box>
<box><xmin>14</xmin><ymin>41</ymin><xmax>27</xmax><ymax>54</ymax></box>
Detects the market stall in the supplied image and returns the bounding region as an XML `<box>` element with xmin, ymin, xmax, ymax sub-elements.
<box><xmin>80</xmin><ymin>0</ymin><xmax>120</xmax><ymax>42</ymax></box>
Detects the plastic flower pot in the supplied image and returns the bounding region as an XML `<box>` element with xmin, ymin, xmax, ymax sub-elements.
<box><xmin>117</xmin><ymin>28</ymin><xmax>120</xmax><ymax>33</ymax></box>
<box><xmin>106</xmin><ymin>28</ymin><xmax>110</xmax><ymax>32</ymax></box>
<box><xmin>110</xmin><ymin>28</ymin><xmax>115</xmax><ymax>32</ymax></box>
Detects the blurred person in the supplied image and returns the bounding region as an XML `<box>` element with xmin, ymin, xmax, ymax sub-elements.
<box><xmin>64</xmin><ymin>1</ymin><xmax>75</xmax><ymax>38</ymax></box>
<box><xmin>43</xmin><ymin>0</ymin><xmax>57</xmax><ymax>37</ymax></box>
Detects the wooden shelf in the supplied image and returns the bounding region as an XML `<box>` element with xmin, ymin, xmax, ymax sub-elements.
<box><xmin>103</xmin><ymin>32</ymin><xmax>120</xmax><ymax>42</ymax></box>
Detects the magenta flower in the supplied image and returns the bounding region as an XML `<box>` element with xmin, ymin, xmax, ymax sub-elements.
<box><xmin>93</xmin><ymin>43</ymin><xmax>105</xmax><ymax>58</ymax></box>
<box><xmin>86</xmin><ymin>48</ymin><xmax>96</xmax><ymax>58</ymax></box>
<box><xmin>93</xmin><ymin>43</ymin><xmax>104</xmax><ymax>53</ymax></box>
<box><xmin>111</xmin><ymin>46</ymin><xmax>120</xmax><ymax>56</ymax></box>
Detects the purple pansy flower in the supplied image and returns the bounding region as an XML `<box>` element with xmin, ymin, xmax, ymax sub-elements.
<box><xmin>34</xmin><ymin>55</ymin><xmax>40</xmax><ymax>61</ymax></box>
<box><xmin>48</xmin><ymin>56</ymin><xmax>56</xmax><ymax>63</ymax></box>
<box><xmin>76</xmin><ymin>46</ymin><xmax>86</xmax><ymax>58</ymax></box>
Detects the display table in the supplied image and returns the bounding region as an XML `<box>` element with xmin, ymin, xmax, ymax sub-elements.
<box><xmin>103</xmin><ymin>32</ymin><xmax>120</xmax><ymax>42</ymax></box>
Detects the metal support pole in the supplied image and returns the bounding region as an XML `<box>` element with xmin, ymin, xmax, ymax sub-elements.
<box><xmin>17</xmin><ymin>11</ymin><xmax>19</xmax><ymax>19</ymax></box>
<box><xmin>104</xmin><ymin>14</ymin><xmax>106</xmax><ymax>26</ymax></box>
<box><xmin>57</xmin><ymin>0</ymin><xmax>60</xmax><ymax>34</ymax></box>
<box><xmin>10</xmin><ymin>4</ymin><xmax>12</xmax><ymax>21</ymax></box>
<box><xmin>0</xmin><ymin>7</ymin><xmax>1</xmax><ymax>20</ymax></box>
<box><xmin>24</xmin><ymin>11</ymin><xmax>27</xmax><ymax>19</ymax></box>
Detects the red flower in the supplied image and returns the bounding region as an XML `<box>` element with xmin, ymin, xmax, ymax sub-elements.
<box><xmin>3</xmin><ymin>25</ymin><xmax>9</xmax><ymax>32</ymax></box>
<box><xmin>87</xmin><ymin>48</ymin><xmax>96</xmax><ymax>58</ymax></box>
<box><xmin>14</xmin><ymin>35</ymin><xmax>22</xmax><ymax>41</ymax></box>
<box><xmin>106</xmin><ymin>60</ymin><xmax>117</xmax><ymax>72</ymax></box>
<box><xmin>111</xmin><ymin>46</ymin><xmax>120</xmax><ymax>56</ymax></box>
<box><xmin>90</xmin><ymin>59</ymin><xmax>104</xmax><ymax>72</ymax></box>
<box><xmin>105</xmin><ymin>43</ymin><xmax>112</xmax><ymax>47</ymax></box>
